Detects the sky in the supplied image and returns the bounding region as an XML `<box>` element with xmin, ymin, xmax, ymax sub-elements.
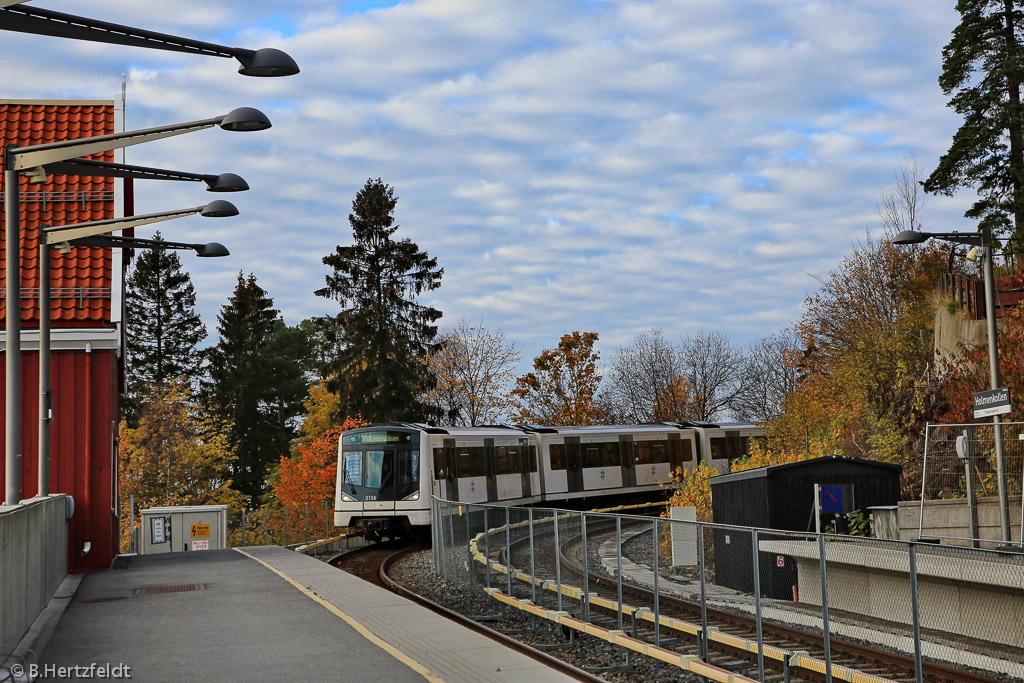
<box><xmin>0</xmin><ymin>0</ymin><xmax>976</xmax><ymax>369</ymax></box>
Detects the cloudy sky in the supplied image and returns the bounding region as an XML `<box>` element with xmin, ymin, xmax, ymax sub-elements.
<box><xmin>0</xmin><ymin>0</ymin><xmax>975</xmax><ymax>367</ymax></box>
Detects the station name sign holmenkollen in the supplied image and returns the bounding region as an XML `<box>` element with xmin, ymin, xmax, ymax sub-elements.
<box><xmin>973</xmin><ymin>387</ymin><xmax>1011</xmax><ymax>419</ymax></box>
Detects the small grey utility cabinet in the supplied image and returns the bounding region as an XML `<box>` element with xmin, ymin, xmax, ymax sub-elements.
<box><xmin>140</xmin><ymin>504</ymin><xmax>229</xmax><ymax>555</ymax></box>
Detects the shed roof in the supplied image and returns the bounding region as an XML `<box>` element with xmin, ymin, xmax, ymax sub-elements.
<box><xmin>709</xmin><ymin>455</ymin><xmax>902</xmax><ymax>486</ymax></box>
<box><xmin>0</xmin><ymin>101</ymin><xmax>116</xmax><ymax>325</ymax></box>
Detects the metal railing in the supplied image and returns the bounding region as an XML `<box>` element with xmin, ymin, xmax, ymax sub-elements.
<box><xmin>433</xmin><ymin>496</ymin><xmax>1024</xmax><ymax>682</ymax></box>
<box><xmin>0</xmin><ymin>189</ymin><xmax>114</xmax><ymax>212</ymax></box>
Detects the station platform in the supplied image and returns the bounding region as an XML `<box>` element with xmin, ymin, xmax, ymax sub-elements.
<box><xmin>37</xmin><ymin>547</ymin><xmax>579</xmax><ymax>682</ymax></box>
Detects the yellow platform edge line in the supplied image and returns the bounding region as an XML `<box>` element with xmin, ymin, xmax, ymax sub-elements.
<box><xmin>234</xmin><ymin>548</ymin><xmax>446</xmax><ymax>683</ymax></box>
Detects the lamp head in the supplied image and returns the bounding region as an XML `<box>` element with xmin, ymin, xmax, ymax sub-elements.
<box><xmin>218</xmin><ymin>107</ymin><xmax>272</xmax><ymax>132</ymax></box>
<box><xmin>206</xmin><ymin>172</ymin><xmax>249</xmax><ymax>192</ymax></box>
<box><xmin>966</xmin><ymin>246</ymin><xmax>981</xmax><ymax>262</ymax></box>
<box><xmin>200</xmin><ymin>200</ymin><xmax>240</xmax><ymax>218</ymax></box>
<box><xmin>236</xmin><ymin>48</ymin><xmax>300</xmax><ymax>77</ymax></box>
<box><xmin>195</xmin><ymin>242</ymin><xmax>230</xmax><ymax>257</ymax></box>
<box><xmin>892</xmin><ymin>230</ymin><xmax>929</xmax><ymax>245</ymax></box>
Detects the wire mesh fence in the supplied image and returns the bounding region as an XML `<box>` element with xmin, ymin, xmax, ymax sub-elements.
<box><xmin>433</xmin><ymin>495</ymin><xmax>1024</xmax><ymax>681</ymax></box>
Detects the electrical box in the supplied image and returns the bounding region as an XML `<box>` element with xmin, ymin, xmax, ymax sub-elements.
<box><xmin>139</xmin><ymin>505</ymin><xmax>229</xmax><ymax>555</ymax></box>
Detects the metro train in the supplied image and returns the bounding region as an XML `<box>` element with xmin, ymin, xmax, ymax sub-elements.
<box><xmin>334</xmin><ymin>421</ymin><xmax>765</xmax><ymax>541</ymax></box>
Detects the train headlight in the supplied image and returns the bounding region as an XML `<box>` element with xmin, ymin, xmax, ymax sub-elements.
<box><xmin>341</xmin><ymin>493</ymin><xmax>355</xmax><ymax>502</ymax></box>
<box><xmin>402</xmin><ymin>491</ymin><xmax>420</xmax><ymax>501</ymax></box>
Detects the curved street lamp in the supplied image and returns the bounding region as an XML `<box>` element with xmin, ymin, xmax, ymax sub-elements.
<box><xmin>0</xmin><ymin>4</ymin><xmax>299</xmax><ymax>77</ymax></box>
<box><xmin>37</xmin><ymin>158</ymin><xmax>249</xmax><ymax>193</ymax></box>
<box><xmin>31</xmin><ymin>203</ymin><xmax>237</xmax><ymax>498</ymax></box>
<box><xmin>893</xmin><ymin>227</ymin><xmax>1013</xmax><ymax>542</ymax></box>
<box><xmin>4</xmin><ymin>111</ymin><xmax>266</xmax><ymax>505</ymax></box>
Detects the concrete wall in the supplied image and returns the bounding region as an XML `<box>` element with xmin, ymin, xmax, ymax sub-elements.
<box><xmin>0</xmin><ymin>496</ymin><xmax>68</xmax><ymax>649</ymax></box>
<box><xmin>893</xmin><ymin>497</ymin><xmax>1022</xmax><ymax>546</ymax></box>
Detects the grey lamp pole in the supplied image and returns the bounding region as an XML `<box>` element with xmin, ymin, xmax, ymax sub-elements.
<box><xmin>893</xmin><ymin>228</ymin><xmax>1012</xmax><ymax>542</ymax></box>
<box><xmin>33</xmin><ymin>201</ymin><xmax>239</xmax><ymax>497</ymax></box>
<box><xmin>3</xmin><ymin>108</ymin><xmax>267</xmax><ymax>506</ymax></box>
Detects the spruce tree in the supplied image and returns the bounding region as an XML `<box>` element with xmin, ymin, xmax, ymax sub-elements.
<box><xmin>124</xmin><ymin>232</ymin><xmax>206</xmax><ymax>424</ymax></box>
<box><xmin>204</xmin><ymin>273</ymin><xmax>310</xmax><ymax>504</ymax></box>
<box><xmin>924</xmin><ymin>0</ymin><xmax>1024</xmax><ymax>254</ymax></box>
<box><xmin>315</xmin><ymin>178</ymin><xmax>443</xmax><ymax>422</ymax></box>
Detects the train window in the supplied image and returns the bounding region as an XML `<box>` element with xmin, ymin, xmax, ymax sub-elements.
<box><xmin>651</xmin><ymin>442</ymin><xmax>668</xmax><ymax>463</ymax></box>
<box><xmin>343</xmin><ymin>451</ymin><xmax>362</xmax><ymax>485</ymax></box>
<box><xmin>549</xmin><ymin>443</ymin><xmax>566</xmax><ymax>470</ymax></box>
<box><xmin>457</xmin><ymin>447</ymin><xmax>485</xmax><ymax>477</ymax></box>
<box><xmin>726</xmin><ymin>435</ymin><xmax>750</xmax><ymax>462</ymax></box>
<box><xmin>496</xmin><ymin>446</ymin><xmax>513</xmax><ymax>475</ymax></box>
<box><xmin>680</xmin><ymin>439</ymin><xmax>694</xmax><ymax>462</ymax></box>
<box><xmin>710</xmin><ymin>437</ymin><xmax>727</xmax><ymax>461</ymax></box>
<box><xmin>583</xmin><ymin>442</ymin><xmax>620</xmax><ymax>468</ymax></box>
<box><xmin>363</xmin><ymin>450</ymin><xmax>386</xmax><ymax>488</ymax></box>
<box><xmin>433</xmin><ymin>448</ymin><xmax>444</xmax><ymax>478</ymax></box>
<box><xmin>398</xmin><ymin>451</ymin><xmax>419</xmax><ymax>484</ymax></box>
<box><xmin>633</xmin><ymin>441</ymin><xmax>653</xmax><ymax>464</ymax></box>
<box><xmin>505</xmin><ymin>445</ymin><xmax>524</xmax><ymax>473</ymax></box>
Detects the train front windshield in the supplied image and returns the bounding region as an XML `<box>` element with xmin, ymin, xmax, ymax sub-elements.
<box><xmin>340</xmin><ymin>430</ymin><xmax>420</xmax><ymax>502</ymax></box>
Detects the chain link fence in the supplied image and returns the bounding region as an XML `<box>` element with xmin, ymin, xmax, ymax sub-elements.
<box><xmin>434</xmin><ymin>496</ymin><xmax>1024</xmax><ymax>681</ymax></box>
<box><xmin>919</xmin><ymin>422</ymin><xmax>1024</xmax><ymax>545</ymax></box>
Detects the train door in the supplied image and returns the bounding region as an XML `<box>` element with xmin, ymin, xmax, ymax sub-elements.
<box><xmin>565</xmin><ymin>437</ymin><xmax>583</xmax><ymax>493</ymax></box>
<box><xmin>484</xmin><ymin>438</ymin><xmax>498</xmax><ymax>501</ymax></box>
<box><xmin>442</xmin><ymin>438</ymin><xmax>458</xmax><ymax>501</ymax></box>
<box><xmin>519</xmin><ymin>440</ymin><xmax>533</xmax><ymax>499</ymax></box>
<box><xmin>361</xmin><ymin>448</ymin><xmax>397</xmax><ymax>514</ymax></box>
<box><xmin>668</xmin><ymin>432</ymin><xmax>682</xmax><ymax>472</ymax></box>
<box><xmin>620</xmin><ymin>434</ymin><xmax>636</xmax><ymax>488</ymax></box>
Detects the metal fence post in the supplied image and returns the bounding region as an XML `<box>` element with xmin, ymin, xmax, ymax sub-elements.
<box><xmin>466</xmin><ymin>503</ymin><xmax>474</xmax><ymax>589</ymax></box>
<box><xmin>129</xmin><ymin>494</ymin><xmax>135</xmax><ymax>553</ymax></box>
<box><xmin>242</xmin><ymin>509</ymin><xmax>246</xmax><ymax>547</ymax></box>
<box><xmin>447</xmin><ymin>503</ymin><xmax>457</xmax><ymax>584</ymax></box>
<box><xmin>506</xmin><ymin>507</ymin><xmax>513</xmax><ymax>602</ymax></box>
<box><xmin>305</xmin><ymin>502</ymin><xmax>309</xmax><ymax>544</ymax></box>
<box><xmin>698</xmin><ymin>522</ymin><xmax>708</xmax><ymax>662</ymax></box>
<box><xmin>554</xmin><ymin>510</ymin><xmax>564</xmax><ymax>613</ymax></box>
<box><xmin>818</xmin><ymin>534</ymin><xmax>833</xmax><ymax>683</ymax></box>
<box><xmin>615</xmin><ymin>515</ymin><xmax>623</xmax><ymax>631</ymax></box>
<box><xmin>581</xmin><ymin>512</ymin><xmax>590</xmax><ymax>622</ymax></box>
<box><xmin>325</xmin><ymin>498</ymin><xmax>329</xmax><ymax>540</ymax></box>
<box><xmin>263</xmin><ymin>506</ymin><xmax>268</xmax><ymax>546</ymax></box>
<box><xmin>909</xmin><ymin>543</ymin><xmax>924</xmax><ymax>683</ymax></box>
<box><xmin>752</xmin><ymin>529</ymin><xmax>764</xmax><ymax>682</ymax></box>
<box><xmin>484</xmin><ymin>506</ymin><xmax>492</xmax><ymax>590</ymax></box>
<box><xmin>652</xmin><ymin>518</ymin><xmax>660</xmax><ymax>649</ymax></box>
<box><xmin>528</xmin><ymin>507</ymin><xmax>537</xmax><ymax>606</ymax></box>
<box><xmin>285</xmin><ymin>506</ymin><xmax>290</xmax><ymax>546</ymax></box>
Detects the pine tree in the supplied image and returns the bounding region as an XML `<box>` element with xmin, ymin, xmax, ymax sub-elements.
<box><xmin>315</xmin><ymin>178</ymin><xmax>444</xmax><ymax>422</ymax></box>
<box><xmin>123</xmin><ymin>232</ymin><xmax>206</xmax><ymax>424</ymax></box>
<box><xmin>924</xmin><ymin>0</ymin><xmax>1024</xmax><ymax>254</ymax></box>
<box><xmin>204</xmin><ymin>273</ymin><xmax>310</xmax><ymax>504</ymax></box>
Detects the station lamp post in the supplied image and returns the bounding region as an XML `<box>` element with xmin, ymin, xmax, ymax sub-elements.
<box><xmin>34</xmin><ymin>205</ymin><xmax>237</xmax><ymax>498</ymax></box>
<box><xmin>0</xmin><ymin>3</ymin><xmax>299</xmax><ymax>77</ymax></box>
<box><xmin>893</xmin><ymin>227</ymin><xmax>1013</xmax><ymax>542</ymax></box>
<box><xmin>3</xmin><ymin>108</ymin><xmax>269</xmax><ymax>506</ymax></box>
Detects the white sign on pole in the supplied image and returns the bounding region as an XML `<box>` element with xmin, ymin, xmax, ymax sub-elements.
<box><xmin>973</xmin><ymin>388</ymin><xmax>1011</xmax><ymax>419</ymax></box>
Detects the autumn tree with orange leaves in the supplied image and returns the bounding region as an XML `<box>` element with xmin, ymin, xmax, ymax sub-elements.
<box><xmin>275</xmin><ymin>416</ymin><xmax>367</xmax><ymax>507</ymax></box>
<box><xmin>513</xmin><ymin>331</ymin><xmax>602</xmax><ymax>426</ymax></box>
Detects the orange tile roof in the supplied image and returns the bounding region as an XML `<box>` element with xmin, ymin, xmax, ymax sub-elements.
<box><xmin>0</xmin><ymin>102</ymin><xmax>115</xmax><ymax>326</ymax></box>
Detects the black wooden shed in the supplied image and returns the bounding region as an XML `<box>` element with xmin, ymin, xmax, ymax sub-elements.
<box><xmin>708</xmin><ymin>455</ymin><xmax>902</xmax><ymax>595</ymax></box>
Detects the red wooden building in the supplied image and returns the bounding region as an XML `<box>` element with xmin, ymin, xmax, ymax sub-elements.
<box><xmin>0</xmin><ymin>100</ymin><xmax>123</xmax><ymax>572</ymax></box>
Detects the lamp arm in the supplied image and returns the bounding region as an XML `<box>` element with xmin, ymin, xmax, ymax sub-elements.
<box><xmin>42</xmin><ymin>207</ymin><xmax>204</xmax><ymax>244</ymax></box>
<box><xmin>0</xmin><ymin>5</ymin><xmax>250</xmax><ymax>60</ymax></box>
<box><xmin>42</xmin><ymin>158</ymin><xmax>207</xmax><ymax>183</ymax></box>
<box><xmin>10</xmin><ymin>118</ymin><xmax>221</xmax><ymax>170</ymax></box>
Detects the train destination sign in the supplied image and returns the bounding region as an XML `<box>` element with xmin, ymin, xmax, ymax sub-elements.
<box><xmin>973</xmin><ymin>388</ymin><xmax>1011</xmax><ymax>419</ymax></box>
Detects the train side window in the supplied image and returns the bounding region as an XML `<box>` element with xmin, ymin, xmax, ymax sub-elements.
<box><xmin>584</xmin><ymin>442</ymin><xmax>619</xmax><ymax>467</ymax></box>
<box><xmin>726</xmin><ymin>435</ymin><xmax>750</xmax><ymax>462</ymax></box>
<box><xmin>433</xmin><ymin>448</ymin><xmax>445</xmax><ymax>478</ymax></box>
<box><xmin>583</xmin><ymin>446</ymin><xmax>600</xmax><ymax>468</ymax></box>
<box><xmin>709</xmin><ymin>437</ymin><xmax>727</xmax><ymax>461</ymax></box>
<box><xmin>398</xmin><ymin>451</ymin><xmax>419</xmax><ymax>484</ymax></box>
<box><xmin>496</xmin><ymin>446</ymin><xmax>516</xmax><ymax>475</ymax></box>
<box><xmin>507</xmin><ymin>445</ymin><xmax>524</xmax><ymax>473</ymax></box>
<box><xmin>680</xmin><ymin>440</ymin><xmax>694</xmax><ymax>462</ymax></box>
<box><xmin>602</xmin><ymin>442</ymin><xmax>621</xmax><ymax>467</ymax></box>
<box><xmin>457</xmin><ymin>447</ymin><xmax>485</xmax><ymax>477</ymax></box>
<box><xmin>549</xmin><ymin>443</ymin><xmax>566</xmax><ymax>470</ymax></box>
<box><xmin>651</xmin><ymin>442</ymin><xmax>668</xmax><ymax>463</ymax></box>
<box><xmin>634</xmin><ymin>441</ymin><xmax>652</xmax><ymax>464</ymax></box>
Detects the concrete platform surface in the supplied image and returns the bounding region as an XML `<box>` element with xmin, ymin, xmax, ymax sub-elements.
<box><xmin>39</xmin><ymin>547</ymin><xmax>576</xmax><ymax>683</ymax></box>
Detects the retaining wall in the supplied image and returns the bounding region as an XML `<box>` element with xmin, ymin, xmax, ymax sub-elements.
<box><xmin>0</xmin><ymin>496</ymin><xmax>68</xmax><ymax>649</ymax></box>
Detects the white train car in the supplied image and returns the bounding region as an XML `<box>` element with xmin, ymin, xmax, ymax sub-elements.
<box><xmin>335</xmin><ymin>421</ymin><xmax>764</xmax><ymax>540</ymax></box>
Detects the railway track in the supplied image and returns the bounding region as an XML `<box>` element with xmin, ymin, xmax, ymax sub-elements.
<box><xmin>330</xmin><ymin>541</ymin><xmax>609</xmax><ymax>683</ymax></box>
<box><xmin>489</xmin><ymin>514</ymin><xmax>1010</xmax><ymax>683</ymax></box>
